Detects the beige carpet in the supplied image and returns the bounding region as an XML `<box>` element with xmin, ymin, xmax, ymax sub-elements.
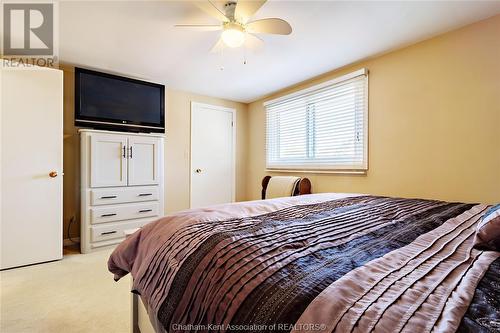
<box><xmin>1</xmin><ymin>247</ymin><xmax>130</xmax><ymax>333</ymax></box>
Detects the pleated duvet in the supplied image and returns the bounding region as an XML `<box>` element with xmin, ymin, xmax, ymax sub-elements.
<box><xmin>108</xmin><ymin>193</ymin><xmax>500</xmax><ymax>333</ymax></box>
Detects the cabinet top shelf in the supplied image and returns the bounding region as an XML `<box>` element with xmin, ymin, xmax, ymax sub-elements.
<box><xmin>78</xmin><ymin>128</ymin><xmax>165</xmax><ymax>138</ymax></box>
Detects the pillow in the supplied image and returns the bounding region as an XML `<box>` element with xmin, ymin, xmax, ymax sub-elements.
<box><xmin>473</xmin><ymin>204</ymin><xmax>500</xmax><ymax>251</ymax></box>
<box><xmin>266</xmin><ymin>176</ymin><xmax>300</xmax><ymax>199</ymax></box>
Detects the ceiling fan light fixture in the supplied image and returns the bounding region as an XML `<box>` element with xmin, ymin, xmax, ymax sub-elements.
<box><xmin>221</xmin><ymin>22</ymin><xmax>245</xmax><ymax>48</ymax></box>
<box><xmin>177</xmin><ymin>0</ymin><xmax>293</xmax><ymax>54</ymax></box>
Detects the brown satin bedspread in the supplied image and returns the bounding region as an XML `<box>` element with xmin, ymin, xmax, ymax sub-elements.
<box><xmin>108</xmin><ymin>194</ymin><xmax>499</xmax><ymax>333</ymax></box>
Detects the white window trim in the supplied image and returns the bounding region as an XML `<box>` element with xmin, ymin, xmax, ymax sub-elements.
<box><xmin>264</xmin><ymin>68</ymin><xmax>369</xmax><ymax>174</ymax></box>
<box><xmin>264</xmin><ymin>68</ymin><xmax>367</xmax><ymax>107</ymax></box>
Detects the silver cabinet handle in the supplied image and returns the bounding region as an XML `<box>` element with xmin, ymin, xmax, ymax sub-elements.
<box><xmin>138</xmin><ymin>193</ymin><xmax>152</xmax><ymax>197</ymax></box>
<box><xmin>101</xmin><ymin>231</ymin><xmax>117</xmax><ymax>236</ymax></box>
<box><xmin>139</xmin><ymin>209</ymin><xmax>152</xmax><ymax>213</ymax></box>
<box><xmin>122</xmin><ymin>146</ymin><xmax>126</xmax><ymax>158</ymax></box>
<box><xmin>129</xmin><ymin>146</ymin><xmax>133</xmax><ymax>159</ymax></box>
<box><xmin>101</xmin><ymin>213</ymin><xmax>117</xmax><ymax>217</ymax></box>
<box><xmin>100</xmin><ymin>195</ymin><xmax>117</xmax><ymax>199</ymax></box>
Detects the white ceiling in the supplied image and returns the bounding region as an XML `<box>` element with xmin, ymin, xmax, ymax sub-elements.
<box><xmin>59</xmin><ymin>1</ymin><xmax>500</xmax><ymax>103</ymax></box>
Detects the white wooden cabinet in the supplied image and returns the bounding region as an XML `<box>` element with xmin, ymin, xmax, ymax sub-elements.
<box><xmin>80</xmin><ymin>129</ymin><xmax>164</xmax><ymax>253</ymax></box>
<box><xmin>89</xmin><ymin>133</ymin><xmax>161</xmax><ymax>187</ymax></box>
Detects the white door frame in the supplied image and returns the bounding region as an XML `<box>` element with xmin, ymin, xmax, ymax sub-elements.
<box><xmin>190</xmin><ymin>102</ymin><xmax>236</xmax><ymax>208</ymax></box>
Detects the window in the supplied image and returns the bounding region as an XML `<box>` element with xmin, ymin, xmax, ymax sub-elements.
<box><xmin>265</xmin><ymin>69</ymin><xmax>368</xmax><ymax>171</ymax></box>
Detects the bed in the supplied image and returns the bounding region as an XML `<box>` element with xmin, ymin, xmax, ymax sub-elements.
<box><xmin>108</xmin><ymin>193</ymin><xmax>500</xmax><ymax>333</ymax></box>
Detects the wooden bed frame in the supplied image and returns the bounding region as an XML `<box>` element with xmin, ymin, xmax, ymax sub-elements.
<box><xmin>132</xmin><ymin>291</ymin><xmax>155</xmax><ymax>333</ymax></box>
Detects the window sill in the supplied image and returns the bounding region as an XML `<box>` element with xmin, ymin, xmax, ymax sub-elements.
<box><xmin>265</xmin><ymin>169</ymin><xmax>367</xmax><ymax>175</ymax></box>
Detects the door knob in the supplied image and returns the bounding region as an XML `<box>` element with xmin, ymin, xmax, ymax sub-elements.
<box><xmin>49</xmin><ymin>171</ymin><xmax>58</xmax><ymax>178</ymax></box>
<box><xmin>195</xmin><ymin>169</ymin><xmax>202</xmax><ymax>173</ymax></box>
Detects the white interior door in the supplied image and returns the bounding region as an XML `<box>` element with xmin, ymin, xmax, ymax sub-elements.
<box><xmin>191</xmin><ymin>102</ymin><xmax>235</xmax><ymax>208</ymax></box>
<box><xmin>90</xmin><ymin>133</ymin><xmax>128</xmax><ymax>188</ymax></box>
<box><xmin>1</xmin><ymin>67</ymin><xmax>63</xmax><ymax>269</ymax></box>
<box><xmin>128</xmin><ymin>136</ymin><xmax>161</xmax><ymax>186</ymax></box>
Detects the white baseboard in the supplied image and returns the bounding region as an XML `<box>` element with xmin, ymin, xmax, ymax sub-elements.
<box><xmin>63</xmin><ymin>237</ymin><xmax>80</xmax><ymax>247</ymax></box>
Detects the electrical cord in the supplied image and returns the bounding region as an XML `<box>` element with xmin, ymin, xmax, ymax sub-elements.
<box><xmin>67</xmin><ymin>216</ymin><xmax>77</xmax><ymax>244</ymax></box>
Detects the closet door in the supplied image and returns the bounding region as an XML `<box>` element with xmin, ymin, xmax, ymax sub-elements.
<box><xmin>190</xmin><ymin>103</ymin><xmax>235</xmax><ymax>208</ymax></box>
<box><xmin>127</xmin><ymin>136</ymin><xmax>161</xmax><ymax>186</ymax></box>
<box><xmin>1</xmin><ymin>67</ymin><xmax>63</xmax><ymax>269</ymax></box>
<box><xmin>90</xmin><ymin>133</ymin><xmax>128</xmax><ymax>187</ymax></box>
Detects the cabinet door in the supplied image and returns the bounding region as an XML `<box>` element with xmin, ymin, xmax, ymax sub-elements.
<box><xmin>90</xmin><ymin>133</ymin><xmax>128</xmax><ymax>187</ymax></box>
<box><xmin>127</xmin><ymin>136</ymin><xmax>161</xmax><ymax>186</ymax></box>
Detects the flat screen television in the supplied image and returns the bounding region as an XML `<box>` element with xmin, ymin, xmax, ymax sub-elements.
<box><xmin>75</xmin><ymin>67</ymin><xmax>165</xmax><ymax>133</ymax></box>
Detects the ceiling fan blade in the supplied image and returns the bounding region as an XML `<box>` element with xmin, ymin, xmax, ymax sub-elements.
<box><xmin>246</xmin><ymin>18</ymin><xmax>292</xmax><ymax>35</ymax></box>
<box><xmin>194</xmin><ymin>1</ymin><xmax>229</xmax><ymax>23</ymax></box>
<box><xmin>209</xmin><ymin>37</ymin><xmax>225</xmax><ymax>53</ymax></box>
<box><xmin>174</xmin><ymin>24</ymin><xmax>222</xmax><ymax>31</ymax></box>
<box><xmin>245</xmin><ymin>33</ymin><xmax>265</xmax><ymax>51</ymax></box>
<box><xmin>234</xmin><ymin>0</ymin><xmax>266</xmax><ymax>23</ymax></box>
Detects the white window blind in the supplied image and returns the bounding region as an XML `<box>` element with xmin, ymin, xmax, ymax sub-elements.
<box><xmin>265</xmin><ymin>69</ymin><xmax>368</xmax><ymax>171</ymax></box>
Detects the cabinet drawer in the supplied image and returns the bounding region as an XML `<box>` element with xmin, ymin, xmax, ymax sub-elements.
<box><xmin>91</xmin><ymin>219</ymin><xmax>152</xmax><ymax>242</ymax></box>
<box><xmin>90</xmin><ymin>186</ymin><xmax>159</xmax><ymax>205</ymax></box>
<box><xmin>90</xmin><ymin>202</ymin><xmax>159</xmax><ymax>225</ymax></box>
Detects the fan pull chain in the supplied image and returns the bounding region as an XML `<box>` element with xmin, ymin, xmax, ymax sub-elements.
<box><xmin>219</xmin><ymin>45</ymin><xmax>225</xmax><ymax>71</ymax></box>
<box><xmin>243</xmin><ymin>42</ymin><xmax>248</xmax><ymax>65</ymax></box>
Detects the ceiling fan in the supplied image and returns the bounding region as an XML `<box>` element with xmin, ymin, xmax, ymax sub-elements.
<box><xmin>175</xmin><ymin>0</ymin><xmax>292</xmax><ymax>52</ymax></box>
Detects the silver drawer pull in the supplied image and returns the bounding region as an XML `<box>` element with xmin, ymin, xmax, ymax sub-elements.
<box><xmin>101</xmin><ymin>213</ymin><xmax>117</xmax><ymax>217</ymax></box>
<box><xmin>101</xmin><ymin>231</ymin><xmax>117</xmax><ymax>236</ymax></box>
<box><xmin>139</xmin><ymin>209</ymin><xmax>153</xmax><ymax>213</ymax></box>
<box><xmin>100</xmin><ymin>195</ymin><xmax>117</xmax><ymax>199</ymax></box>
<box><xmin>138</xmin><ymin>193</ymin><xmax>152</xmax><ymax>197</ymax></box>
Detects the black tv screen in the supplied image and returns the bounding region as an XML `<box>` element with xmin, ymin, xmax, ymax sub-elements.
<box><xmin>75</xmin><ymin>67</ymin><xmax>165</xmax><ymax>133</ymax></box>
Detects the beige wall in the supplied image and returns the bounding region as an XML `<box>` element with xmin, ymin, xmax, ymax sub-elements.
<box><xmin>63</xmin><ymin>14</ymin><xmax>500</xmax><ymax>239</ymax></box>
<box><xmin>164</xmin><ymin>90</ymin><xmax>247</xmax><ymax>214</ymax></box>
<box><xmin>62</xmin><ymin>68</ymin><xmax>247</xmax><ymax>239</ymax></box>
<box><xmin>247</xmin><ymin>15</ymin><xmax>500</xmax><ymax>204</ymax></box>
<box><xmin>62</xmin><ymin>66</ymin><xmax>80</xmax><ymax>240</ymax></box>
